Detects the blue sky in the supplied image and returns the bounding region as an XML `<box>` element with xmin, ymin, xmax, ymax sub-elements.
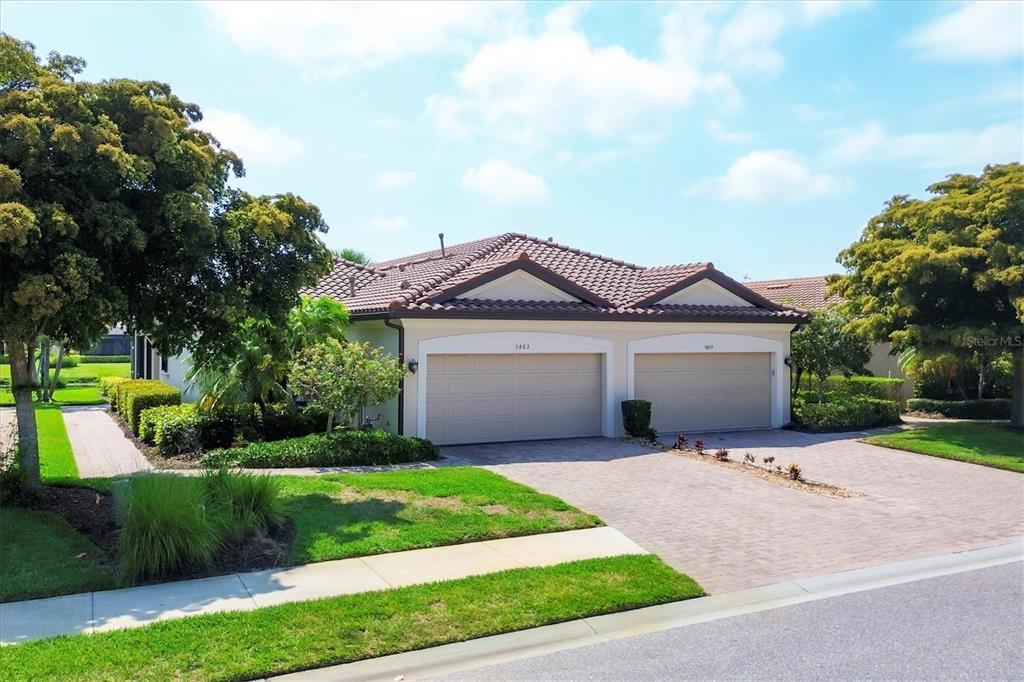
<box><xmin>3</xmin><ymin>1</ymin><xmax>1021</xmax><ymax>279</ymax></box>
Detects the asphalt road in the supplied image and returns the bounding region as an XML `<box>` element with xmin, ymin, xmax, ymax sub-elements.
<box><xmin>436</xmin><ymin>561</ymin><xmax>1024</xmax><ymax>681</ymax></box>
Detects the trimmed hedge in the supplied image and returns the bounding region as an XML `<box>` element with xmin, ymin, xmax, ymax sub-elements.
<box><xmin>621</xmin><ymin>400</ymin><xmax>655</xmax><ymax>439</ymax></box>
<box><xmin>822</xmin><ymin>375</ymin><xmax>903</xmax><ymax>401</ymax></box>
<box><xmin>202</xmin><ymin>429</ymin><xmax>439</xmax><ymax>469</ymax></box>
<box><xmin>116</xmin><ymin>380</ymin><xmax>181</xmax><ymax>434</ymax></box>
<box><xmin>80</xmin><ymin>354</ymin><xmax>131</xmax><ymax>364</ymax></box>
<box><xmin>906</xmin><ymin>398</ymin><xmax>1013</xmax><ymax>419</ymax></box>
<box><xmin>139</xmin><ymin>404</ymin><xmax>203</xmax><ymax>456</ymax></box>
<box><xmin>99</xmin><ymin>375</ymin><xmax>130</xmax><ymax>402</ymax></box>
<box><xmin>794</xmin><ymin>395</ymin><xmax>901</xmax><ymax>432</ymax></box>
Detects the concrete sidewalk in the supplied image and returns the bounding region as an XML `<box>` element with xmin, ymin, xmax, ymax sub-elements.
<box><xmin>62</xmin><ymin>405</ymin><xmax>151</xmax><ymax>477</ymax></box>
<box><xmin>0</xmin><ymin>526</ymin><xmax>645</xmax><ymax>645</ymax></box>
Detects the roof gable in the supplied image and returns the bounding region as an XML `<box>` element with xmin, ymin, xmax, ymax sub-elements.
<box><xmin>632</xmin><ymin>269</ymin><xmax>782</xmax><ymax>310</ymax></box>
<box><xmin>654</xmin><ymin>278</ymin><xmax>755</xmax><ymax>307</ymax></box>
<box><xmin>458</xmin><ymin>269</ymin><xmax>582</xmax><ymax>303</ymax></box>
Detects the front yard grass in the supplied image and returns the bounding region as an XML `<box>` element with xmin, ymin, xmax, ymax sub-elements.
<box><xmin>0</xmin><ymin>386</ymin><xmax>105</xmax><ymax>406</ymax></box>
<box><xmin>36</xmin><ymin>403</ymin><xmax>79</xmax><ymax>480</ymax></box>
<box><xmin>0</xmin><ymin>554</ymin><xmax>702</xmax><ymax>681</ymax></box>
<box><xmin>282</xmin><ymin>467</ymin><xmax>601</xmax><ymax>563</ymax></box>
<box><xmin>0</xmin><ymin>508</ymin><xmax>114</xmax><ymax>602</ymax></box>
<box><xmin>864</xmin><ymin>423</ymin><xmax>1023</xmax><ymax>473</ymax></box>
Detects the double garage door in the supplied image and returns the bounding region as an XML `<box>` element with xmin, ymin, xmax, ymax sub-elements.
<box><xmin>426</xmin><ymin>353</ymin><xmax>603</xmax><ymax>445</ymax></box>
<box><xmin>424</xmin><ymin>351</ymin><xmax>772</xmax><ymax>445</ymax></box>
<box><xmin>635</xmin><ymin>352</ymin><xmax>772</xmax><ymax>433</ymax></box>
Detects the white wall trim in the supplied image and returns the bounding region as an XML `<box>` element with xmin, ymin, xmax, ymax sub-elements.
<box><xmin>415</xmin><ymin>331</ymin><xmax>616</xmax><ymax>439</ymax></box>
<box><xmin>627</xmin><ymin>333</ymin><xmax>786</xmax><ymax>428</ymax></box>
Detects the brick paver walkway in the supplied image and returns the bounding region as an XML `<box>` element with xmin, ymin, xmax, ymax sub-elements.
<box><xmin>443</xmin><ymin>430</ymin><xmax>1024</xmax><ymax>594</ymax></box>
<box><xmin>62</xmin><ymin>406</ymin><xmax>151</xmax><ymax>477</ymax></box>
<box><xmin>0</xmin><ymin>407</ymin><xmax>14</xmax><ymax>452</ymax></box>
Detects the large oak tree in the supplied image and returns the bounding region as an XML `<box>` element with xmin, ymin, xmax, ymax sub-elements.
<box><xmin>833</xmin><ymin>163</ymin><xmax>1024</xmax><ymax>428</ymax></box>
<box><xmin>0</xmin><ymin>35</ymin><xmax>332</xmax><ymax>488</ymax></box>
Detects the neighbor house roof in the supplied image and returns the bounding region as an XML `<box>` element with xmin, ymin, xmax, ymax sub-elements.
<box><xmin>745</xmin><ymin>276</ymin><xmax>840</xmax><ymax>310</ymax></box>
<box><xmin>307</xmin><ymin>233</ymin><xmax>808</xmax><ymax>323</ymax></box>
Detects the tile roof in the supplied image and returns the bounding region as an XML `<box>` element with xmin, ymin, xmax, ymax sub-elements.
<box><xmin>306</xmin><ymin>233</ymin><xmax>808</xmax><ymax>323</ymax></box>
<box><xmin>745</xmin><ymin>276</ymin><xmax>841</xmax><ymax>310</ymax></box>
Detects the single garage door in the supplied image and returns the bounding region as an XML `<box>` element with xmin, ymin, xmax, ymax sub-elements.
<box><xmin>634</xmin><ymin>352</ymin><xmax>771</xmax><ymax>433</ymax></box>
<box><xmin>426</xmin><ymin>353</ymin><xmax>602</xmax><ymax>445</ymax></box>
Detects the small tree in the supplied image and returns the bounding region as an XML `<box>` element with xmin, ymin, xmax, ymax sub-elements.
<box><xmin>790</xmin><ymin>309</ymin><xmax>870</xmax><ymax>404</ymax></box>
<box><xmin>289</xmin><ymin>339</ymin><xmax>403</xmax><ymax>433</ymax></box>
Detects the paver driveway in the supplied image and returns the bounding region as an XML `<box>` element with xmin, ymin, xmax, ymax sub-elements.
<box><xmin>442</xmin><ymin>429</ymin><xmax>1024</xmax><ymax>593</ymax></box>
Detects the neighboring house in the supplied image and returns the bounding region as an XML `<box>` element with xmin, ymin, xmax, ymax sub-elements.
<box><xmin>745</xmin><ymin>275</ymin><xmax>913</xmax><ymax>401</ymax></box>
<box><xmin>131</xmin><ymin>335</ymin><xmax>199</xmax><ymax>402</ymax></box>
<box><xmin>295</xmin><ymin>233</ymin><xmax>808</xmax><ymax>444</ymax></box>
<box><xmin>81</xmin><ymin>324</ymin><xmax>132</xmax><ymax>356</ymax></box>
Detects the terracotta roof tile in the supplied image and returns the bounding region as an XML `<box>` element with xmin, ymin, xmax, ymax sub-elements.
<box><xmin>305</xmin><ymin>233</ymin><xmax>808</xmax><ymax>323</ymax></box>
<box><xmin>745</xmin><ymin>276</ymin><xmax>841</xmax><ymax>310</ymax></box>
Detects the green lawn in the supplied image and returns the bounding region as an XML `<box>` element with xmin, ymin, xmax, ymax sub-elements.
<box><xmin>0</xmin><ymin>508</ymin><xmax>115</xmax><ymax>602</ymax></box>
<box><xmin>864</xmin><ymin>423</ymin><xmax>1023</xmax><ymax>473</ymax></box>
<box><xmin>0</xmin><ymin>385</ymin><xmax>105</xmax><ymax>406</ymax></box>
<box><xmin>0</xmin><ymin>362</ymin><xmax>130</xmax><ymax>383</ymax></box>
<box><xmin>0</xmin><ymin>554</ymin><xmax>702</xmax><ymax>681</ymax></box>
<box><xmin>36</xmin><ymin>403</ymin><xmax>79</xmax><ymax>479</ymax></box>
<box><xmin>281</xmin><ymin>467</ymin><xmax>601</xmax><ymax>563</ymax></box>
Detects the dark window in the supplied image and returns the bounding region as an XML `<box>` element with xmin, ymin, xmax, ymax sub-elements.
<box><xmin>160</xmin><ymin>355</ymin><xmax>169</xmax><ymax>373</ymax></box>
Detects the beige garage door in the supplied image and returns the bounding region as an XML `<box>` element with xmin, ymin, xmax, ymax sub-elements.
<box><xmin>426</xmin><ymin>353</ymin><xmax>603</xmax><ymax>445</ymax></box>
<box><xmin>634</xmin><ymin>352</ymin><xmax>771</xmax><ymax>433</ymax></box>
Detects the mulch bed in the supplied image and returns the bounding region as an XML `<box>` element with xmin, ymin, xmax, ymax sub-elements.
<box><xmin>25</xmin><ymin>484</ymin><xmax>296</xmax><ymax>584</ymax></box>
<box><xmin>623</xmin><ymin>437</ymin><xmax>861</xmax><ymax>498</ymax></box>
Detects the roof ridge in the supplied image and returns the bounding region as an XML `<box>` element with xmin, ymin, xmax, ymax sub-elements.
<box><xmin>504</xmin><ymin>233</ymin><xmax>646</xmax><ymax>271</ymax></box>
<box><xmin>375</xmin><ymin>233</ymin><xmax>514</xmax><ymax>271</ymax></box>
<box><xmin>643</xmin><ymin>262</ymin><xmax>711</xmax><ymax>273</ymax></box>
<box><xmin>330</xmin><ymin>257</ymin><xmax>384</xmax><ymax>276</ymax></box>
<box><xmin>747</xmin><ymin>274</ymin><xmax>834</xmax><ymax>285</ymax></box>
<box><xmin>387</xmin><ymin>234</ymin><xmax>520</xmax><ymax>308</ymax></box>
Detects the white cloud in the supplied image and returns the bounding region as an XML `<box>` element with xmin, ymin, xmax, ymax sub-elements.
<box><xmin>196</xmin><ymin>109</ymin><xmax>304</xmax><ymax>165</ymax></box>
<box><xmin>368</xmin><ymin>215</ymin><xmax>408</xmax><ymax>233</ymax></box>
<box><xmin>793</xmin><ymin>103</ymin><xmax>836</xmax><ymax>123</ymax></box>
<box><xmin>906</xmin><ymin>1</ymin><xmax>1023</xmax><ymax>63</ymax></box>
<box><xmin>686</xmin><ymin>150</ymin><xmax>848</xmax><ymax>202</ymax></box>
<box><xmin>705</xmin><ymin>118</ymin><xmax>753</xmax><ymax>144</ymax></box>
<box><xmin>375</xmin><ymin>170</ymin><xmax>417</xmax><ymax>189</ymax></box>
<box><xmin>829</xmin><ymin>120</ymin><xmax>1021</xmax><ymax>168</ymax></box>
<box><xmin>799</xmin><ymin>1</ymin><xmax>871</xmax><ymax>26</ymax></box>
<box><xmin>715</xmin><ymin>3</ymin><xmax>787</xmax><ymax>75</ymax></box>
<box><xmin>203</xmin><ymin>1</ymin><xmax>523</xmax><ymax>77</ymax></box>
<box><xmin>462</xmin><ymin>160</ymin><xmax>550</xmax><ymax>204</ymax></box>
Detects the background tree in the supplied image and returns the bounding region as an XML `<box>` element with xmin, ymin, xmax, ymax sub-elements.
<box><xmin>790</xmin><ymin>309</ymin><xmax>871</xmax><ymax>403</ymax></box>
<box><xmin>0</xmin><ymin>36</ymin><xmax>332</xmax><ymax>488</ymax></box>
<box><xmin>833</xmin><ymin>163</ymin><xmax>1024</xmax><ymax>428</ymax></box>
<box><xmin>333</xmin><ymin>247</ymin><xmax>372</xmax><ymax>266</ymax></box>
<box><xmin>289</xmin><ymin>339</ymin><xmax>403</xmax><ymax>434</ymax></box>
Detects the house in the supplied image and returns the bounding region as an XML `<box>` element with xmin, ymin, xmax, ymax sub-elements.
<box><xmin>301</xmin><ymin>233</ymin><xmax>808</xmax><ymax>445</ymax></box>
<box><xmin>745</xmin><ymin>275</ymin><xmax>913</xmax><ymax>401</ymax></box>
<box><xmin>131</xmin><ymin>334</ymin><xmax>199</xmax><ymax>402</ymax></box>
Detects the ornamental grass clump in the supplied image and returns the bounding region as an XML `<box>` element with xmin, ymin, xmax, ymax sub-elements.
<box><xmin>202</xmin><ymin>467</ymin><xmax>283</xmax><ymax>542</ymax></box>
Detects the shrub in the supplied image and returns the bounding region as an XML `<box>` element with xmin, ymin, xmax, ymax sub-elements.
<box><xmin>906</xmin><ymin>398</ymin><xmax>1012</xmax><ymax>419</ymax></box>
<box><xmin>793</xmin><ymin>395</ymin><xmax>900</xmax><ymax>431</ymax></box>
<box><xmin>80</xmin><ymin>354</ymin><xmax>131</xmax><ymax>364</ymax></box>
<box><xmin>64</xmin><ymin>375</ymin><xmax>97</xmax><ymax>385</ymax></box>
<box><xmin>693</xmin><ymin>439</ymin><xmax>706</xmax><ymax>455</ymax></box>
<box><xmin>621</xmin><ymin>400</ymin><xmax>656</xmax><ymax>439</ymax></box>
<box><xmin>788</xmin><ymin>463</ymin><xmax>803</xmax><ymax>480</ymax></box>
<box><xmin>58</xmin><ymin>354</ymin><xmax>80</xmax><ymax>368</ymax></box>
<box><xmin>674</xmin><ymin>433</ymin><xmax>688</xmax><ymax>450</ymax></box>
<box><xmin>116</xmin><ymin>380</ymin><xmax>181</xmax><ymax>433</ymax></box>
<box><xmin>139</xmin><ymin>404</ymin><xmax>204</xmax><ymax>456</ymax></box>
<box><xmin>259</xmin><ymin>403</ymin><xmax>326</xmax><ymax>441</ymax></box>
<box><xmin>713</xmin><ymin>448</ymin><xmax>730</xmax><ymax>462</ymax></box>
<box><xmin>99</xmin><ymin>375</ymin><xmax>130</xmax><ymax>404</ymax></box>
<box><xmin>118</xmin><ymin>475</ymin><xmax>223</xmax><ymax>582</ymax></box>
<box><xmin>118</xmin><ymin>469</ymin><xmax>283</xmax><ymax>583</ymax></box>
<box><xmin>202</xmin><ymin>467</ymin><xmax>283</xmax><ymax>542</ymax></box>
<box><xmin>202</xmin><ymin>429</ymin><xmax>439</xmax><ymax>468</ymax></box>
<box><xmin>822</xmin><ymin>375</ymin><xmax>903</xmax><ymax>401</ymax></box>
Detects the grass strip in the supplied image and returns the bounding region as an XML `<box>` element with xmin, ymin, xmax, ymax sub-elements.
<box><xmin>0</xmin><ymin>554</ymin><xmax>701</xmax><ymax>681</ymax></box>
<box><xmin>36</xmin><ymin>403</ymin><xmax>79</xmax><ymax>480</ymax></box>
<box><xmin>281</xmin><ymin>467</ymin><xmax>601</xmax><ymax>563</ymax></box>
<box><xmin>864</xmin><ymin>423</ymin><xmax>1023</xmax><ymax>473</ymax></box>
<box><xmin>0</xmin><ymin>508</ymin><xmax>114</xmax><ymax>602</ymax></box>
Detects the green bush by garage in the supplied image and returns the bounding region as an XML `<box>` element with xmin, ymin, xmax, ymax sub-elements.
<box><xmin>202</xmin><ymin>429</ymin><xmax>439</xmax><ymax>469</ymax></box>
<box><xmin>793</xmin><ymin>395</ymin><xmax>900</xmax><ymax>431</ymax></box>
<box><xmin>114</xmin><ymin>380</ymin><xmax>182</xmax><ymax>433</ymax></box>
<box><xmin>906</xmin><ymin>398</ymin><xmax>1012</xmax><ymax>420</ymax></box>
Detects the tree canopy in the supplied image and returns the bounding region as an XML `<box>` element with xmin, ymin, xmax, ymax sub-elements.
<box><xmin>790</xmin><ymin>308</ymin><xmax>870</xmax><ymax>403</ymax></box>
<box><xmin>0</xmin><ymin>35</ymin><xmax>332</xmax><ymax>486</ymax></box>
<box><xmin>833</xmin><ymin>163</ymin><xmax>1024</xmax><ymax>426</ymax></box>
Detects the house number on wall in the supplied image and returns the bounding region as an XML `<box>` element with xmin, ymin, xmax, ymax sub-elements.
<box><xmin>514</xmin><ymin>344</ymin><xmax>530</xmax><ymax>350</ymax></box>
<box><xmin>704</xmin><ymin>344</ymin><xmax>714</xmax><ymax>350</ymax></box>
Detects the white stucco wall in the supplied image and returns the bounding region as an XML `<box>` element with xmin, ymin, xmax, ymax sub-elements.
<box><xmin>159</xmin><ymin>349</ymin><xmax>200</xmax><ymax>403</ymax></box>
<box><xmin>865</xmin><ymin>341</ymin><xmax>914</xmax><ymax>403</ymax></box>
<box><xmin>388</xmin><ymin>318</ymin><xmax>796</xmax><ymax>439</ymax></box>
<box><xmin>347</xmin><ymin>319</ymin><xmax>402</xmax><ymax>431</ymax></box>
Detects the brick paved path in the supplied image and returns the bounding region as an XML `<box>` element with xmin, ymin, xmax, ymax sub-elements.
<box><xmin>443</xmin><ymin>431</ymin><xmax>1024</xmax><ymax>594</ymax></box>
<box><xmin>0</xmin><ymin>407</ymin><xmax>14</xmax><ymax>453</ymax></box>
<box><xmin>62</xmin><ymin>406</ymin><xmax>151</xmax><ymax>477</ymax></box>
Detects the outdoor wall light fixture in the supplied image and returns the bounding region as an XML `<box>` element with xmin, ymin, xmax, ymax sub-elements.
<box><xmin>783</xmin><ymin>356</ymin><xmax>793</xmax><ymax>367</ymax></box>
<box><xmin>407</xmin><ymin>359</ymin><xmax>419</xmax><ymax>374</ymax></box>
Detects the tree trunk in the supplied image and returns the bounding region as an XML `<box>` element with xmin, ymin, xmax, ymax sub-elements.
<box><xmin>6</xmin><ymin>339</ymin><xmax>41</xmax><ymax>490</ymax></box>
<box><xmin>325</xmin><ymin>411</ymin><xmax>335</xmax><ymax>435</ymax></box>
<box><xmin>977</xmin><ymin>362</ymin><xmax>985</xmax><ymax>401</ymax></box>
<box><xmin>38</xmin><ymin>341</ymin><xmax>50</xmax><ymax>402</ymax></box>
<box><xmin>48</xmin><ymin>344</ymin><xmax>65</xmax><ymax>402</ymax></box>
<box><xmin>1012</xmin><ymin>352</ymin><xmax>1023</xmax><ymax>431</ymax></box>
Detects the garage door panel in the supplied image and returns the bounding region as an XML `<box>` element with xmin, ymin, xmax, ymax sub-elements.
<box><xmin>635</xmin><ymin>352</ymin><xmax>771</xmax><ymax>433</ymax></box>
<box><xmin>427</xmin><ymin>353</ymin><xmax>602</xmax><ymax>445</ymax></box>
